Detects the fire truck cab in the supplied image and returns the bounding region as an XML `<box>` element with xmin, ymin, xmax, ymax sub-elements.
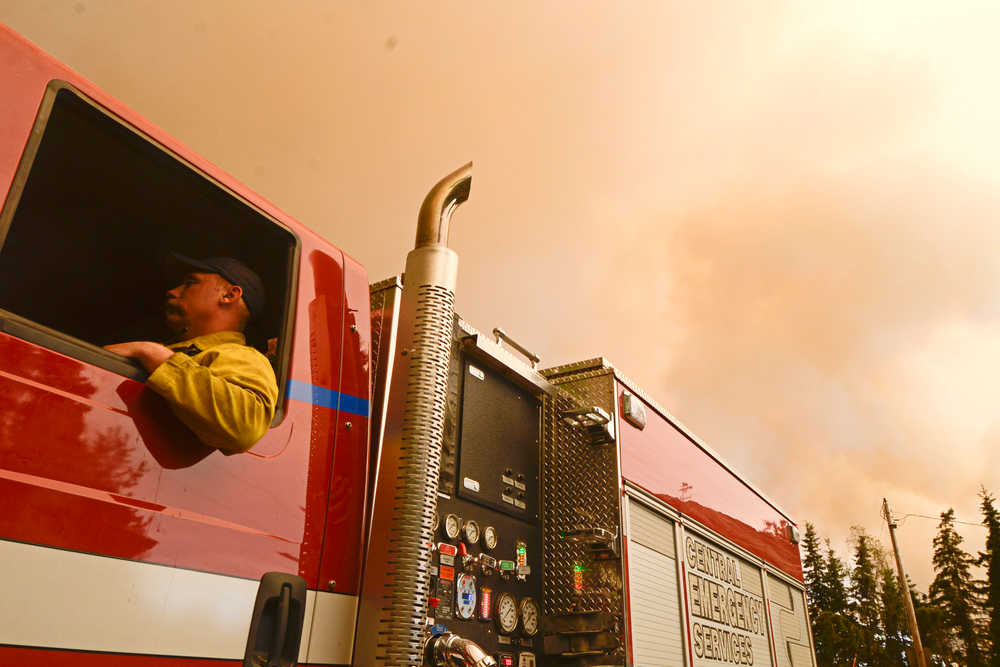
<box><xmin>0</xmin><ymin>24</ymin><xmax>368</xmax><ymax>665</ymax></box>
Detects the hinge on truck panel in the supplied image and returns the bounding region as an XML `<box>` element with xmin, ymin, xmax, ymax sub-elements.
<box><xmin>541</xmin><ymin>611</ymin><xmax>623</xmax><ymax>664</ymax></box>
<box><xmin>560</xmin><ymin>527</ymin><xmax>620</xmax><ymax>558</ymax></box>
<box><xmin>557</xmin><ymin>406</ymin><xmax>615</xmax><ymax>446</ymax></box>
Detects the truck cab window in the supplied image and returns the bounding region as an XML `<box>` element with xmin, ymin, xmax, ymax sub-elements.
<box><xmin>0</xmin><ymin>82</ymin><xmax>297</xmax><ymax>420</ymax></box>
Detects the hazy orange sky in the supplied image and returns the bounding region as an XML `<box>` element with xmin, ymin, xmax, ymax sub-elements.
<box><xmin>4</xmin><ymin>1</ymin><xmax>1000</xmax><ymax>590</ymax></box>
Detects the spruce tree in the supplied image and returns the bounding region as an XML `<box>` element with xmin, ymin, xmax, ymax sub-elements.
<box><xmin>911</xmin><ymin>585</ymin><xmax>950</xmax><ymax>666</ymax></box>
<box><xmin>930</xmin><ymin>508</ymin><xmax>985</xmax><ymax>666</ymax></box>
<box><xmin>812</xmin><ymin>610</ymin><xmax>861</xmax><ymax>667</ymax></box>
<box><xmin>879</xmin><ymin>565</ymin><xmax>909</xmax><ymax>666</ymax></box>
<box><xmin>824</xmin><ymin>537</ymin><xmax>850</xmax><ymax>615</ymax></box>
<box><xmin>803</xmin><ymin>523</ymin><xmax>828</xmax><ymax>612</ymax></box>
<box><xmin>810</xmin><ymin>537</ymin><xmax>858</xmax><ymax>666</ymax></box>
<box><xmin>849</xmin><ymin>528</ymin><xmax>885</xmax><ymax>665</ymax></box>
<box><xmin>980</xmin><ymin>488</ymin><xmax>1000</xmax><ymax>666</ymax></box>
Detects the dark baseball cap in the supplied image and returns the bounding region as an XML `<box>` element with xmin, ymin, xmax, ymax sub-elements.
<box><xmin>171</xmin><ymin>253</ymin><xmax>266</xmax><ymax>319</ymax></box>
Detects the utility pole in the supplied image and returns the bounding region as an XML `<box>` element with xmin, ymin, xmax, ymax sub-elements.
<box><xmin>882</xmin><ymin>498</ymin><xmax>928</xmax><ymax>667</ymax></box>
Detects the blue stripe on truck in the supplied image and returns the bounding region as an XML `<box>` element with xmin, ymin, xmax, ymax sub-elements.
<box><xmin>286</xmin><ymin>379</ymin><xmax>370</xmax><ymax>417</ymax></box>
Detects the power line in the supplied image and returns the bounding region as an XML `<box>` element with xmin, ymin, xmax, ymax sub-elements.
<box><xmin>896</xmin><ymin>512</ymin><xmax>984</xmax><ymax>528</ymax></box>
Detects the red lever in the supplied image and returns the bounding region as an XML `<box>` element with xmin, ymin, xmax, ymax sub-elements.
<box><xmin>457</xmin><ymin>542</ymin><xmax>468</xmax><ymax>556</ymax></box>
<box><xmin>428</xmin><ymin>596</ymin><xmax>440</xmax><ymax>609</ymax></box>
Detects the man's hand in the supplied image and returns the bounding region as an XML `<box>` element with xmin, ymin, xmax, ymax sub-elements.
<box><xmin>104</xmin><ymin>341</ymin><xmax>175</xmax><ymax>373</ymax></box>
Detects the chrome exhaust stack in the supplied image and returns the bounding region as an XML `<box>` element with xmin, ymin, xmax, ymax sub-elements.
<box><xmin>415</xmin><ymin>162</ymin><xmax>472</xmax><ymax>249</ymax></box>
<box><xmin>355</xmin><ymin>163</ymin><xmax>472</xmax><ymax>666</ymax></box>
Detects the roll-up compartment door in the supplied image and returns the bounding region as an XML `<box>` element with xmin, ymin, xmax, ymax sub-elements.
<box><xmin>682</xmin><ymin>531</ymin><xmax>773</xmax><ymax>667</ymax></box>
<box><xmin>626</xmin><ymin>500</ymin><xmax>685</xmax><ymax>667</ymax></box>
<box><xmin>767</xmin><ymin>574</ymin><xmax>816</xmax><ymax>667</ymax></box>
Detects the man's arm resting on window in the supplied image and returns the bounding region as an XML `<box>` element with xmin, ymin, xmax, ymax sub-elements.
<box><xmin>104</xmin><ymin>341</ymin><xmax>174</xmax><ymax>371</ymax></box>
<box><xmin>105</xmin><ymin>342</ymin><xmax>277</xmax><ymax>453</ymax></box>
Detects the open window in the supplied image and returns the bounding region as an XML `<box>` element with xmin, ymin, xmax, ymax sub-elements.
<box><xmin>0</xmin><ymin>81</ymin><xmax>298</xmax><ymax>423</ymax></box>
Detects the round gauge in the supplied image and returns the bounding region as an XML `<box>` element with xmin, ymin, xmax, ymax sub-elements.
<box><xmin>482</xmin><ymin>525</ymin><xmax>498</xmax><ymax>550</ymax></box>
<box><xmin>495</xmin><ymin>591</ymin><xmax>519</xmax><ymax>635</ymax></box>
<box><xmin>432</xmin><ymin>511</ymin><xmax>440</xmax><ymax>534</ymax></box>
<box><xmin>519</xmin><ymin>597</ymin><xmax>539</xmax><ymax>637</ymax></box>
<box><xmin>444</xmin><ymin>513</ymin><xmax>461</xmax><ymax>540</ymax></box>
<box><xmin>463</xmin><ymin>519</ymin><xmax>480</xmax><ymax>544</ymax></box>
<box><xmin>455</xmin><ymin>573</ymin><xmax>477</xmax><ymax>620</ymax></box>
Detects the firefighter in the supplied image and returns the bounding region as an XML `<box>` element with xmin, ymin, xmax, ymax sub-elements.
<box><xmin>105</xmin><ymin>255</ymin><xmax>278</xmax><ymax>453</ymax></box>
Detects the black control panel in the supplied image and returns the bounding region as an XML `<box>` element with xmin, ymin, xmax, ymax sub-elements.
<box><xmin>431</xmin><ymin>345</ymin><xmax>542</xmax><ymax>665</ymax></box>
<box><xmin>456</xmin><ymin>361</ymin><xmax>539</xmax><ymax>520</ymax></box>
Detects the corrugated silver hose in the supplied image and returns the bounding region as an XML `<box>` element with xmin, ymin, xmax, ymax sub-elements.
<box><xmin>355</xmin><ymin>163</ymin><xmax>472</xmax><ymax>666</ymax></box>
<box><xmin>426</xmin><ymin>632</ymin><xmax>497</xmax><ymax>667</ymax></box>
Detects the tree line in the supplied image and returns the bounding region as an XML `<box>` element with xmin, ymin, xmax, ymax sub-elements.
<box><xmin>802</xmin><ymin>488</ymin><xmax>1000</xmax><ymax>666</ymax></box>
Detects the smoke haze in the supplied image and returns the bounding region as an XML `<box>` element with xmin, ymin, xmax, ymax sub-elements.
<box><xmin>3</xmin><ymin>0</ymin><xmax>1000</xmax><ymax>587</ymax></box>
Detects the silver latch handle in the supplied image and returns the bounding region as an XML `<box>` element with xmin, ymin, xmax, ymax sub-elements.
<box><xmin>492</xmin><ymin>327</ymin><xmax>540</xmax><ymax>368</ymax></box>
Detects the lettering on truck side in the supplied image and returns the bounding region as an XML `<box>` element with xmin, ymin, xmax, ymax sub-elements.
<box><xmin>685</xmin><ymin>536</ymin><xmax>767</xmax><ymax>665</ymax></box>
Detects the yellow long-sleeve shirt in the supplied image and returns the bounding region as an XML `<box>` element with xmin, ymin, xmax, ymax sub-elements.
<box><xmin>146</xmin><ymin>331</ymin><xmax>278</xmax><ymax>453</ymax></box>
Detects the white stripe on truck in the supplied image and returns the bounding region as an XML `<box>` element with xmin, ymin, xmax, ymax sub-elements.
<box><xmin>0</xmin><ymin>539</ymin><xmax>356</xmax><ymax>664</ymax></box>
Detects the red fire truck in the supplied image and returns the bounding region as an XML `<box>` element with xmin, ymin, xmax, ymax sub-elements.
<box><xmin>0</xmin><ymin>23</ymin><xmax>816</xmax><ymax>667</ymax></box>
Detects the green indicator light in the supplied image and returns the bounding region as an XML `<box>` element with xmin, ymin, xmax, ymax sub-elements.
<box><xmin>517</xmin><ymin>546</ymin><xmax>526</xmax><ymax>554</ymax></box>
<box><xmin>573</xmin><ymin>564</ymin><xmax>584</xmax><ymax>573</ymax></box>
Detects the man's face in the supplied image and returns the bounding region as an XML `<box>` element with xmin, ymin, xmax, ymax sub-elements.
<box><xmin>165</xmin><ymin>272</ymin><xmax>225</xmax><ymax>336</ymax></box>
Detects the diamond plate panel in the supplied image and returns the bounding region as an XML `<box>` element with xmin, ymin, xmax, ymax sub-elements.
<box><xmin>370</xmin><ymin>288</ymin><xmax>385</xmax><ymax>376</ymax></box>
<box><xmin>369</xmin><ymin>277</ymin><xmax>404</xmax><ymax>399</ymax></box>
<box><xmin>369</xmin><ymin>281</ymin><xmax>390</xmax><ymax>395</ymax></box>
<box><xmin>541</xmin><ymin>365</ymin><xmax>624</xmax><ymax>628</ymax></box>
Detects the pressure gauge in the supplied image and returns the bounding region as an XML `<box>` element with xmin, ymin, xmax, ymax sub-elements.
<box><xmin>444</xmin><ymin>513</ymin><xmax>461</xmax><ymax>540</ymax></box>
<box><xmin>455</xmin><ymin>573</ymin><xmax>477</xmax><ymax>620</ymax></box>
<box><xmin>482</xmin><ymin>525</ymin><xmax>498</xmax><ymax>550</ymax></box>
<box><xmin>463</xmin><ymin>519</ymin><xmax>480</xmax><ymax>544</ymax></box>
<box><xmin>495</xmin><ymin>591</ymin><xmax>519</xmax><ymax>635</ymax></box>
<box><xmin>519</xmin><ymin>597</ymin><xmax>539</xmax><ymax>637</ymax></box>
